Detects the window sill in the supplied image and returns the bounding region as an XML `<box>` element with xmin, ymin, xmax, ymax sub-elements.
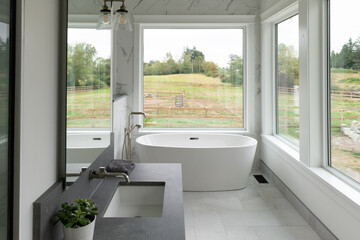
<box><xmin>262</xmin><ymin>134</ymin><xmax>360</xmax><ymax>221</ymax></box>
<box><xmin>137</xmin><ymin>128</ymin><xmax>251</xmax><ymax>135</ymax></box>
<box><xmin>262</xmin><ymin>134</ymin><xmax>299</xmax><ymax>161</ymax></box>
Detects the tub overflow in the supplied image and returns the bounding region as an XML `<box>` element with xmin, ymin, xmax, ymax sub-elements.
<box><xmin>190</xmin><ymin>137</ymin><xmax>199</xmax><ymax>140</ymax></box>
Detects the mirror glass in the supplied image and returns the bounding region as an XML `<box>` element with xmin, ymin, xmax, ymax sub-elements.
<box><xmin>66</xmin><ymin>0</ymin><xmax>111</xmax><ymax>185</ymax></box>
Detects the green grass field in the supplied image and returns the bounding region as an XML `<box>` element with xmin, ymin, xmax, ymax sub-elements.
<box><xmin>67</xmin><ymin>88</ymin><xmax>111</xmax><ymax>129</ymax></box>
<box><xmin>143</xmin><ymin>74</ymin><xmax>243</xmax><ymax>128</ymax></box>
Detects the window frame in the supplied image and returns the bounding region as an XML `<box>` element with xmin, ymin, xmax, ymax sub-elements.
<box><xmin>133</xmin><ymin>15</ymin><xmax>256</xmax><ymax>133</ymax></box>
<box><xmin>325</xmin><ymin>0</ymin><xmax>360</xmax><ymax>189</ymax></box>
<box><xmin>261</xmin><ymin>4</ymin><xmax>300</xmax><ymax>150</ymax></box>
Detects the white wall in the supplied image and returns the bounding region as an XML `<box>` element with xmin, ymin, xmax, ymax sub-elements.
<box><xmin>14</xmin><ymin>0</ymin><xmax>62</xmax><ymax>239</ymax></box>
<box><xmin>113</xmin><ymin>96</ymin><xmax>128</xmax><ymax>159</ymax></box>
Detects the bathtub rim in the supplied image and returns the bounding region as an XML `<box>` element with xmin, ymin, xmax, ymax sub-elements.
<box><xmin>66</xmin><ymin>130</ymin><xmax>111</xmax><ymax>149</ymax></box>
<box><xmin>135</xmin><ymin>133</ymin><xmax>257</xmax><ymax>149</ymax></box>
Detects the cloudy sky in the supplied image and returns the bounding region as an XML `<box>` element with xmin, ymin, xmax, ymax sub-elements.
<box><xmin>68</xmin><ymin>28</ymin><xmax>111</xmax><ymax>58</ymax></box>
<box><xmin>143</xmin><ymin>29</ymin><xmax>243</xmax><ymax>68</ymax></box>
<box><xmin>330</xmin><ymin>0</ymin><xmax>360</xmax><ymax>53</ymax></box>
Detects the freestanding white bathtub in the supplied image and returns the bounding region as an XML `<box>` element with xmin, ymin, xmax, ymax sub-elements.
<box><xmin>136</xmin><ymin>133</ymin><xmax>257</xmax><ymax>191</ymax></box>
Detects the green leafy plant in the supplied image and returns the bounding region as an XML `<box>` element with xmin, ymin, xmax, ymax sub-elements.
<box><xmin>56</xmin><ymin>198</ymin><xmax>98</xmax><ymax>228</ymax></box>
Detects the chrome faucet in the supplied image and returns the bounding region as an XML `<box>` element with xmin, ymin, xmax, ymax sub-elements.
<box><xmin>89</xmin><ymin>167</ymin><xmax>130</xmax><ymax>183</ymax></box>
<box><xmin>124</xmin><ymin>112</ymin><xmax>146</xmax><ymax>160</ymax></box>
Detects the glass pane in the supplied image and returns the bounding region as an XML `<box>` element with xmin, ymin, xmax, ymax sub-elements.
<box><xmin>143</xmin><ymin>29</ymin><xmax>244</xmax><ymax>128</ymax></box>
<box><xmin>276</xmin><ymin>15</ymin><xmax>299</xmax><ymax>146</ymax></box>
<box><xmin>329</xmin><ymin>0</ymin><xmax>360</xmax><ymax>182</ymax></box>
<box><xmin>0</xmin><ymin>0</ymin><xmax>11</xmax><ymax>237</ymax></box>
<box><xmin>66</xmin><ymin>29</ymin><xmax>111</xmax><ymax>130</ymax></box>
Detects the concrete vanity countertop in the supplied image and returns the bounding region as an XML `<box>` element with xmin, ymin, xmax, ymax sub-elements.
<box><xmin>90</xmin><ymin>163</ymin><xmax>185</xmax><ymax>240</ymax></box>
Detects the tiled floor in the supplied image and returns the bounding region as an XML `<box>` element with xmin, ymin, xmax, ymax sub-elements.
<box><xmin>183</xmin><ymin>174</ymin><xmax>321</xmax><ymax>240</ymax></box>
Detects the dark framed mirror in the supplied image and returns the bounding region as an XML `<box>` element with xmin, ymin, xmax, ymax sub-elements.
<box><xmin>66</xmin><ymin>0</ymin><xmax>112</xmax><ymax>186</ymax></box>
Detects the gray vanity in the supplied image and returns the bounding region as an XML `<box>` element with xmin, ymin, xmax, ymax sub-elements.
<box><xmin>33</xmin><ymin>137</ymin><xmax>185</xmax><ymax>240</ymax></box>
<box><xmin>92</xmin><ymin>163</ymin><xmax>185</xmax><ymax>240</ymax></box>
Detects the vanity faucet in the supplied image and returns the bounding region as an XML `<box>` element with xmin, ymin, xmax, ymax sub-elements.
<box><xmin>89</xmin><ymin>167</ymin><xmax>130</xmax><ymax>183</ymax></box>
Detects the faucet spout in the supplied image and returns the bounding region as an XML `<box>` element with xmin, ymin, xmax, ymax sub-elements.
<box><xmin>128</xmin><ymin>124</ymin><xmax>142</xmax><ymax>134</ymax></box>
<box><xmin>89</xmin><ymin>167</ymin><xmax>130</xmax><ymax>183</ymax></box>
<box><xmin>127</xmin><ymin>112</ymin><xmax>146</xmax><ymax>130</ymax></box>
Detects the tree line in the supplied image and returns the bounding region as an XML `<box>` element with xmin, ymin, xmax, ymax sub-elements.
<box><xmin>67</xmin><ymin>43</ymin><xmax>110</xmax><ymax>88</ymax></box>
<box><xmin>277</xmin><ymin>43</ymin><xmax>299</xmax><ymax>88</ymax></box>
<box><xmin>331</xmin><ymin>38</ymin><xmax>360</xmax><ymax>70</ymax></box>
<box><xmin>144</xmin><ymin>47</ymin><xmax>244</xmax><ymax>86</ymax></box>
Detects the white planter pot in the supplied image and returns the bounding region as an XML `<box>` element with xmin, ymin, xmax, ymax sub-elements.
<box><xmin>63</xmin><ymin>216</ymin><xmax>96</xmax><ymax>240</ymax></box>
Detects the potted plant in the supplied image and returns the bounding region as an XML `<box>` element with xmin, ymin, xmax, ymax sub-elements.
<box><xmin>56</xmin><ymin>198</ymin><xmax>98</xmax><ymax>240</ymax></box>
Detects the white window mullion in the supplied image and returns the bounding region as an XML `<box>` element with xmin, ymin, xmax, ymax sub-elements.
<box><xmin>298</xmin><ymin>0</ymin><xmax>325</xmax><ymax>167</ymax></box>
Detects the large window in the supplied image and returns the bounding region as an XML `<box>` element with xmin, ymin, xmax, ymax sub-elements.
<box><xmin>329</xmin><ymin>0</ymin><xmax>360</xmax><ymax>183</ymax></box>
<box><xmin>67</xmin><ymin>28</ymin><xmax>111</xmax><ymax>130</ymax></box>
<box><xmin>142</xmin><ymin>28</ymin><xmax>244</xmax><ymax>128</ymax></box>
<box><xmin>275</xmin><ymin>15</ymin><xmax>299</xmax><ymax>146</ymax></box>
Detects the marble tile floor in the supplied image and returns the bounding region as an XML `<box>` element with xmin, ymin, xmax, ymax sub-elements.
<box><xmin>183</xmin><ymin>174</ymin><xmax>321</xmax><ymax>240</ymax></box>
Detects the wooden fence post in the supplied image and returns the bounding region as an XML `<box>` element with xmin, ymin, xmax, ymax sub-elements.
<box><xmin>157</xmin><ymin>89</ymin><xmax>159</xmax><ymax>108</ymax></box>
<box><xmin>340</xmin><ymin>109</ymin><xmax>344</xmax><ymax>124</ymax></box>
<box><xmin>168</xmin><ymin>107</ymin><xmax>171</xmax><ymax>127</ymax></box>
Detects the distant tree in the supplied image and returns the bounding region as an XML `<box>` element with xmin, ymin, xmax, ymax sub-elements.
<box><xmin>331</xmin><ymin>37</ymin><xmax>360</xmax><ymax>70</ymax></box>
<box><xmin>220</xmin><ymin>54</ymin><xmax>243</xmax><ymax>86</ymax></box>
<box><xmin>94</xmin><ymin>57</ymin><xmax>111</xmax><ymax>86</ymax></box>
<box><xmin>143</xmin><ymin>46</ymin><xmax>221</xmax><ymax>77</ymax></box>
<box><xmin>67</xmin><ymin>42</ymin><xmax>111</xmax><ymax>87</ymax></box>
<box><xmin>202</xmin><ymin>61</ymin><xmax>218</xmax><ymax>78</ymax></box>
<box><xmin>277</xmin><ymin>43</ymin><xmax>299</xmax><ymax>87</ymax></box>
<box><xmin>228</xmin><ymin>54</ymin><xmax>243</xmax><ymax>86</ymax></box>
<box><xmin>181</xmin><ymin>53</ymin><xmax>192</xmax><ymax>74</ymax></box>
<box><xmin>184</xmin><ymin>47</ymin><xmax>205</xmax><ymax>73</ymax></box>
<box><xmin>340</xmin><ymin>38</ymin><xmax>357</xmax><ymax>69</ymax></box>
<box><xmin>164</xmin><ymin>52</ymin><xmax>178</xmax><ymax>74</ymax></box>
<box><xmin>193</xmin><ymin>56</ymin><xmax>205</xmax><ymax>73</ymax></box>
<box><xmin>68</xmin><ymin>43</ymin><xmax>97</xmax><ymax>86</ymax></box>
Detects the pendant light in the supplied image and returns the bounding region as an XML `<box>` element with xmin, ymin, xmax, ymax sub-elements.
<box><xmin>97</xmin><ymin>1</ymin><xmax>111</xmax><ymax>30</ymax></box>
<box><xmin>97</xmin><ymin>0</ymin><xmax>133</xmax><ymax>31</ymax></box>
<box><xmin>114</xmin><ymin>0</ymin><xmax>133</xmax><ymax>31</ymax></box>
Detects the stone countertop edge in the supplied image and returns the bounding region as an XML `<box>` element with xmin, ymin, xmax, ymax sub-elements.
<box><xmin>91</xmin><ymin>163</ymin><xmax>186</xmax><ymax>240</ymax></box>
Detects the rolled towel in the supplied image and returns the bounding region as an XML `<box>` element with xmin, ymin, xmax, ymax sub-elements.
<box><xmin>106</xmin><ymin>159</ymin><xmax>135</xmax><ymax>174</ymax></box>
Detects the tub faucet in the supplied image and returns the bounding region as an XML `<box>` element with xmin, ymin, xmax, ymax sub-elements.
<box><xmin>89</xmin><ymin>167</ymin><xmax>130</xmax><ymax>183</ymax></box>
<box><xmin>127</xmin><ymin>112</ymin><xmax>146</xmax><ymax>131</ymax></box>
<box><xmin>124</xmin><ymin>112</ymin><xmax>146</xmax><ymax>160</ymax></box>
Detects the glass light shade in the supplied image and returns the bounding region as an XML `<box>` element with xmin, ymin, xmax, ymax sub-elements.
<box><xmin>97</xmin><ymin>10</ymin><xmax>111</xmax><ymax>30</ymax></box>
<box><xmin>114</xmin><ymin>10</ymin><xmax>133</xmax><ymax>31</ymax></box>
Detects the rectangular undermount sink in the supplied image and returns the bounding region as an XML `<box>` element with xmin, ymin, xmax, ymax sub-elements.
<box><xmin>104</xmin><ymin>182</ymin><xmax>165</xmax><ymax>218</ymax></box>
